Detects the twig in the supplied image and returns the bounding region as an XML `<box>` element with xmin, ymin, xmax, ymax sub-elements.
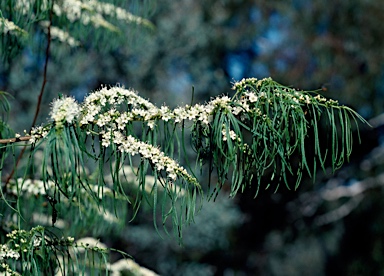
<box><xmin>369</xmin><ymin>112</ymin><xmax>384</xmax><ymax>128</ymax></box>
<box><xmin>0</xmin><ymin>136</ymin><xmax>31</xmax><ymax>144</ymax></box>
<box><xmin>288</xmin><ymin>168</ymin><xmax>384</xmax><ymax>227</ymax></box>
<box><xmin>321</xmin><ymin>173</ymin><xmax>384</xmax><ymax>201</ymax></box>
<box><xmin>314</xmin><ymin>195</ymin><xmax>364</xmax><ymax>226</ymax></box>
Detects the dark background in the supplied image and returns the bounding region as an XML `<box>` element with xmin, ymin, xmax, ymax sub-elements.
<box><xmin>1</xmin><ymin>1</ymin><xmax>384</xmax><ymax>275</ymax></box>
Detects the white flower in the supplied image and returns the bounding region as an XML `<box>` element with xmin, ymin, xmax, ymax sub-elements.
<box><xmin>232</xmin><ymin>106</ymin><xmax>243</xmax><ymax>115</ymax></box>
<box><xmin>75</xmin><ymin>237</ymin><xmax>107</xmax><ymax>253</ymax></box>
<box><xmin>174</xmin><ymin>107</ymin><xmax>188</xmax><ymax>123</ymax></box>
<box><xmin>229</xmin><ymin>130</ymin><xmax>237</xmax><ymax>140</ymax></box>
<box><xmin>113</xmin><ymin>131</ymin><xmax>124</xmax><ymax>145</ymax></box>
<box><xmin>110</xmin><ymin>258</ymin><xmax>159</xmax><ymax>276</ymax></box>
<box><xmin>168</xmin><ymin>173</ymin><xmax>177</xmax><ymax>181</ymax></box>
<box><xmin>33</xmin><ymin>238</ymin><xmax>41</xmax><ymax>247</ymax></box>
<box><xmin>160</xmin><ymin>106</ymin><xmax>172</xmax><ymax>121</ymax></box>
<box><xmin>50</xmin><ymin>96</ymin><xmax>80</xmax><ymax>126</ymax></box>
<box><xmin>147</xmin><ymin>120</ymin><xmax>156</xmax><ymax>129</ymax></box>
<box><xmin>187</xmin><ymin>107</ymin><xmax>199</xmax><ymax>120</ymax></box>
<box><xmin>0</xmin><ymin>244</ymin><xmax>20</xmax><ymax>260</ymax></box>
<box><xmin>101</xmin><ymin>131</ymin><xmax>111</xmax><ymax>147</ymax></box>
<box><xmin>8</xmin><ymin>178</ymin><xmax>55</xmax><ymax>196</ymax></box>
<box><xmin>211</xmin><ymin>95</ymin><xmax>231</xmax><ymax>108</ymax></box>
<box><xmin>198</xmin><ymin>113</ymin><xmax>210</xmax><ymax>125</ymax></box>
<box><xmin>40</xmin><ymin>22</ymin><xmax>80</xmax><ymax>47</ymax></box>
<box><xmin>116</xmin><ymin>112</ymin><xmax>131</xmax><ymax>129</ymax></box>
<box><xmin>96</xmin><ymin>112</ymin><xmax>112</xmax><ymax>127</ymax></box>
<box><xmin>0</xmin><ymin>18</ymin><xmax>26</xmax><ymax>35</ymax></box>
<box><xmin>246</xmin><ymin>92</ymin><xmax>258</xmax><ymax>103</ymax></box>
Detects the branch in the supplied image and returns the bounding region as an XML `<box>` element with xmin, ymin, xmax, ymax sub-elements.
<box><xmin>368</xmin><ymin>112</ymin><xmax>384</xmax><ymax>128</ymax></box>
<box><xmin>316</xmin><ymin>174</ymin><xmax>384</xmax><ymax>226</ymax></box>
<box><xmin>320</xmin><ymin>173</ymin><xmax>384</xmax><ymax>201</ymax></box>
<box><xmin>291</xmin><ymin>173</ymin><xmax>384</xmax><ymax>226</ymax></box>
<box><xmin>0</xmin><ymin>136</ymin><xmax>31</xmax><ymax>144</ymax></box>
<box><xmin>314</xmin><ymin>195</ymin><xmax>364</xmax><ymax>226</ymax></box>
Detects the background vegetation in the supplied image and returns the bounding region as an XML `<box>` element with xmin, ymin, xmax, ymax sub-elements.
<box><xmin>1</xmin><ymin>0</ymin><xmax>384</xmax><ymax>275</ymax></box>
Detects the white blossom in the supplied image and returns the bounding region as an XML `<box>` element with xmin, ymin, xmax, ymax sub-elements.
<box><xmin>110</xmin><ymin>258</ymin><xmax>159</xmax><ymax>276</ymax></box>
<box><xmin>40</xmin><ymin>22</ymin><xmax>80</xmax><ymax>47</ymax></box>
<box><xmin>50</xmin><ymin>96</ymin><xmax>80</xmax><ymax>126</ymax></box>
<box><xmin>160</xmin><ymin>106</ymin><xmax>172</xmax><ymax>121</ymax></box>
<box><xmin>0</xmin><ymin>18</ymin><xmax>26</xmax><ymax>35</ymax></box>
<box><xmin>0</xmin><ymin>244</ymin><xmax>20</xmax><ymax>261</ymax></box>
<box><xmin>8</xmin><ymin>178</ymin><xmax>55</xmax><ymax>196</ymax></box>
<box><xmin>147</xmin><ymin>120</ymin><xmax>156</xmax><ymax>129</ymax></box>
<box><xmin>33</xmin><ymin>237</ymin><xmax>42</xmax><ymax>247</ymax></box>
<box><xmin>75</xmin><ymin>237</ymin><xmax>107</xmax><ymax>253</ymax></box>
<box><xmin>173</xmin><ymin>107</ymin><xmax>188</xmax><ymax>123</ymax></box>
<box><xmin>246</xmin><ymin>92</ymin><xmax>258</xmax><ymax>103</ymax></box>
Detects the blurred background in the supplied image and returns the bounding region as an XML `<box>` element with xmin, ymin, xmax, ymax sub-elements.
<box><xmin>1</xmin><ymin>0</ymin><xmax>384</xmax><ymax>275</ymax></box>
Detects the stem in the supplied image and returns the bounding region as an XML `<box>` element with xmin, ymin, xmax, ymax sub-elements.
<box><xmin>4</xmin><ymin>2</ymin><xmax>54</xmax><ymax>185</ymax></box>
<box><xmin>0</xmin><ymin>136</ymin><xmax>31</xmax><ymax>144</ymax></box>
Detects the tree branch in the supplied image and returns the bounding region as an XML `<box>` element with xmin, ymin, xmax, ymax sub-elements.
<box><xmin>314</xmin><ymin>195</ymin><xmax>364</xmax><ymax>226</ymax></box>
<box><xmin>0</xmin><ymin>136</ymin><xmax>31</xmax><ymax>144</ymax></box>
<box><xmin>320</xmin><ymin>173</ymin><xmax>384</xmax><ymax>201</ymax></box>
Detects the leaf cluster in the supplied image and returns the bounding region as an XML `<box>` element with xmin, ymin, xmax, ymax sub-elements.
<box><xmin>192</xmin><ymin>77</ymin><xmax>367</xmax><ymax>197</ymax></box>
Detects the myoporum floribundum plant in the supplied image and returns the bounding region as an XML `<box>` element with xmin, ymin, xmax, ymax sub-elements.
<box><xmin>1</xmin><ymin>77</ymin><xmax>367</xmax><ymax>275</ymax></box>
<box><xmin>28</xmin><ymin>77</ymin><xmax>367</xmax><ymax>218</ymax></box>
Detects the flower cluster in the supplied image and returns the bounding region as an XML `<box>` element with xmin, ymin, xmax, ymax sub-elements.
<box><xmin>80</xmin><ymin>86</ymin><xmax>158</xmax><ymax>126</ymax></box>
<box><xmin>75</xmin><ymin>237</ymin><xmax>107</xmax><ymax>253</ymax></box>
<box><xmin>87</xmin><ymin>0</ymin><xmax>153</xmax><ymax>28</ymax></box>
<box><xmin>0</xmin><ymin>244</ymin><xmax>20</xmax><ymax>261</ymax></box>
<box><xmin>33</xmin><ymin>85</ymin><xmax>241</xmax><ymax>187</ymax></box>
<box><xmin>52</xmin><ymin>0</ymin><xmax>152</xmax><ymax>31</ymax></box>
<box><xmin>40</xmin><ymin>22</ymin><xmax>80</xmax><ymax>47</ymax></box>
<box><xmin>0</xmin><ymin>262</ymin><xmax>20</xmax><ymax>275</ymax></box>
<box><xmin>221</xmin><ymin>125</ymin><xmax>240</xmax><ymax>142</ymax></box>
<box><xmin>168</xmin><ymin>95</ymin><xmax>233</xmax><ymax>125</ymax></box>
<box><xmin>81</xmin><ymin>86</ymin><xmax>237</xmax><ymax>128</ymax></box>
<box><xmin>29</xmin><ymin>125</ymin><xmax>50</xmax><ymax>143</ymax></box>
<box><xmin>53</xmin><ymin>0</ymin><xmax>83</xmax><ymax>22</ymax></box>
<box><xmin>0</xmin><ymin>18</ymin><xmax>26</xmax><ymax>36</ymax></box>
<box><xmin>109</xmin><ymin>258</ymin><xmax>158</xmax><ymax>276</ymax></box>
<box><xmin>101</xmin><ymin>131</ymin><xmax>197</xmax><ymax>185</ymax></box>
<box><xmin>7</xmin><ymin>176</ymin><xmax>122</xmax><ymax>228</ymax></box>
<box><xmin>232</xmin><ymin>77</ymin><xmax>340</xmax><ymax>109</ymax></box>
<box><xmin>232</xmin><ymin>77</ymin><xmax>264</xmax><ymax>91</ymax></box>
<box><xmin>14</xmin><ymin>0</ymin><xmax>31</xmax><ymax>14</ymax></box>
<box><xmin>2</xmin><ymin>227</ymin><xmax>48</xmax><ymax>259</ymax></box>
<box><xmin>8</xmin><ymin>177</ymin><xmax>115</xmax><ymax>204</ymax></box>
<box><xmin>50</xmin><ymin>96</ymin><xmax>81</xmax><ymax>127</ymax></box>
<box><xmin>8</xmin><ymin>178</ymin><xmax>55</xmax><ymax>196</ymax></box>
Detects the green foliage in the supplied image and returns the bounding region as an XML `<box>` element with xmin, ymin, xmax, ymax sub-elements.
<box><xmin>0</xmin><ymin>91</ymin><xmax>12</xmax><ymax>132</ymax></box>
<box><xmin>193</xmin><ymin>77</ymin><xmax>367</xmax><ymax>197</ymax></box>
<box><xmin>0</xmin><ymin>75</ymin><xmax>368</xmax><ymax>273</ymax></box>
<box><xmin>0</xmin><ymin>0</ymin><xmax>155</xmax><ymax>63</ymax></box>
<box><xmin>0</xmin><ymin>226</ymin><xmax>120</xmax><ymax>275</ymax></box>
